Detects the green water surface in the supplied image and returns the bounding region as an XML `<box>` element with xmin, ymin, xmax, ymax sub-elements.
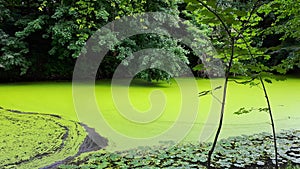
<box><xmin>0</xmin><ymin>78</ymin><xmax>299</xmax><ymax>149</ymax></box>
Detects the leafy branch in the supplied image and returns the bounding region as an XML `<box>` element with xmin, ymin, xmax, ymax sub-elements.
<box><xmin>185</xmin><ymin>0</ymin><xmax>280</xmax><ymax>168</ymax></box>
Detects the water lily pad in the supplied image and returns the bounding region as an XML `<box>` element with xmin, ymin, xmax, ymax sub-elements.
<box><xmin>256</xmin><ymin>161</ymin><xmax>265</xmax><ymax>166</ymax></box>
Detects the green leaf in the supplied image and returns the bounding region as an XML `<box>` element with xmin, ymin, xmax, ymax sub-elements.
<box><xmin>198</xmin><ymin>90</ymin><xmax>211</xmax><ymax>97</ymax></box>
<box><xmin>192</xmin><ymin>64</ymin><xmax>204</xmax><ymax>71</ymax></box>
<box><xmin>234</xmin><ymin>107</ymin><xmax>254</xmax><ymax>115</ymax></box>
<box><xmin>264</xmin><ymin>78</ymin><xmax>272</xmax><ymax>84</ymax></box>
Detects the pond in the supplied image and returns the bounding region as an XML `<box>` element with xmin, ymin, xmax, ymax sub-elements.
<box><xmin>0</xmin><ymin>77</ymin><xmax>299</xmax><ymax>150</ymax></box>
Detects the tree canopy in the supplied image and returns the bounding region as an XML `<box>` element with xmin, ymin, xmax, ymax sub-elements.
<box><xmin>0</xmin><ymin>0</ymin><xmax>299</xmax><ymax>82</ymax></box>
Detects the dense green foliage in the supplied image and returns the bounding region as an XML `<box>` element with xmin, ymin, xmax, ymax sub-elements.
<box><xmin>185</xmin><ymin>0</ymin><xmax>300</xmax><ymax>78</ymax></box>
<box><xmin>258</xmin><ymin>0</ymin><xmax>300</xmax><ymax>74</ymax></box>
<box><xmin>0</xmin><ymin>0</ymin><xmax>299</xmax><ymax>81</ymax></box>
<box><xmin>0</xmin><ymin>107</ymin><xmax>86</xmax><ymax>168</ymax></box>
<box><xmin>0</xmin><ymin>0</ymin><xmax>190</xmax><ymax>82</ymax></box>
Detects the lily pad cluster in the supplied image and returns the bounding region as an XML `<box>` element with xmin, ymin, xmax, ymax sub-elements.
<box><xmin>59</xmin><ymin>130</ymin><xmax>300</xmax><ymax>168</ymax></box>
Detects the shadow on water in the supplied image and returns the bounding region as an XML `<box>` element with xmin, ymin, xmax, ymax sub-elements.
<box><xmin>95</xmin><ymin>78</ymin><xmax>173</xmax><ymax>88</ymax></box>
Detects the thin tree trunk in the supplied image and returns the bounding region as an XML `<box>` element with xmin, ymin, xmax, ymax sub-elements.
<box><xmin>195</xmin><ymin>1</ymin><xmax>272</xmax><ymax>168</ymax></box>
<box><xmin>259</xmin><ymin>76</ymin><xmax>278</xmax><ymax>169</ymax></box>
<box><xmin>207</xmin><ymin>38</ymin><xmax>234</xmax><ymax>168</ymax></box>
<box><xmin>238</xmin><ymin>33</ymin><xmax>279</xmax><ymax>169</ymax></box>
<box><xmin>194</xmin><ymin>1</ymin><xmax>235</xmax><ymax>168</ymax></box>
